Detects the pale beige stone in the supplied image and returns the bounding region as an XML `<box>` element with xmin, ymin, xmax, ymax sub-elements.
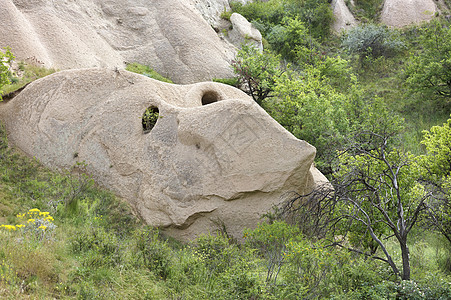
<box><xmin>331</xmin><ymin>0</ymin><xmax>357</xmax><ymax>33</ymax></box>
<box><xmin>0</xmin><ymin>0</ymin><xmax>236</xmax><ymax>83</ymax></box>
<box><xmin>381</xmin><ymin>0</ymin><xmax>437</xmax><ymax>27</ymax></box>
<box><xmin>229</xmin><ymin>13</ymin><xmax>263</xmax><ymax>51</ymax></box>
<box><xmin>0</xmin><ymin>68</ymin><xmax>325</xmax><ymax>241</ymax></box>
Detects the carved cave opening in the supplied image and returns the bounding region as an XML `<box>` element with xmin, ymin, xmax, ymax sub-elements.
<box><xmin>201</xmin><ymin>90</ymin><xmax>220</xmax><ymax>105</ymax></box>
<box><xmin>142</xmin><ymin>106</ymin><xmax>159</xmax><ymax>134</ymax></box>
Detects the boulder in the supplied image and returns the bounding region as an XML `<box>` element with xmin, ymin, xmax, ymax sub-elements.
<box><xmin>381</xmin><ymin>0</ymin><xmax>437</xmax><ymax>27</ymax></box>
<box><xmin>190</xmin><ymin>0</ymin><xmax>230</xmax><ymax>27</ymax></box>
<box><xmin>0</xmin><ymin>0</ymin><xmax>236</xmax><ymax>83</ymax></box>
<box><xmin>229</xmin><ymin>13</ymin><xmax>263</xmax><ymax>51</ymax></box>
<box><xmin>0</xmin><ymin>68</ymin><xmax>326</xmax><ymax>241</ymax></box>
<box><xmin>331</xmin><ymin>0</ymin><xmax>357</xmax><ymax>32</ymax></box>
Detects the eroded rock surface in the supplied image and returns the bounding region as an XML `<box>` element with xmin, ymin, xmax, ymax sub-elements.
<box><xmin>381</xmin><ymin>0</ymin><xmax>437</xmax><ymax>27</ymax></box>
<box><xmin>229</xmin><ymin>13</ymin><xmax>263</xmax><ymax>51</ymax></box>
<box><xmin>332</xmin><ymin>0</ymin><xmax>357</xmax><ymax>32</ymax></box>
<box><xmin>0</xmin><ymin>0</ymin><xmax>235</xmax><ymax>83</ymax></box>
<box><xmin>0</xmin><ymin>68</ymin><xmax>326</xmax><ymax>241</ymax></box>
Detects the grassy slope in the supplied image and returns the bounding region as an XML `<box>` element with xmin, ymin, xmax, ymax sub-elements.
<box><xmin>0</xmin><ymin>129</ymin><xmax>449</xmax><ymax>298</ymax></box>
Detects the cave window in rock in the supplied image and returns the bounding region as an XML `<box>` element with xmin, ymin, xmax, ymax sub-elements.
<box><xmin>142</xmin><ymin>106</ymin><xmax>159</xmax><ymax>134</ymax></box>
<box><xmin>201</xmin><ymin>90</ymin><xmax>220</xmax><ymax>105</ymax></box>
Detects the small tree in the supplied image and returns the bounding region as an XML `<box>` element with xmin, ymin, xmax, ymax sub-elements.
<box><xmin>405</xmin><ymin>20</ymin><xmax>451</xmax><ymax>104</ymax></box>
<box><xmin>282</xmin><ymin>122</ymin><xmax>433</xmax><ymax>280</ymax></box>
<box><xmin>0</xmin><ymin>47</ymin><xmax>14</xmax><ymax>101</ymax></box>
<box><xmin>419</xmin><ymin>117</ymin><xmax>451</xmax><ymax>247</ymax></box>
<box><xmin>231</xmin><ymin>45</ymin><xmax>283</xmax><ymax>106</ymax></box>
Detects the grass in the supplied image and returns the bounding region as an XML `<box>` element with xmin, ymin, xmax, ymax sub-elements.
<box><xmin>125</xmin><ymin>63</ymin><xmax>173</xmax><ymax>84</ymax></box>
<box><xmin>2</xmin><ymin>63</ymin><xmax>56</xmax><ymax>97</ymax></box>
<box><xmin>347</xmin><ymin>0</ymin><xmax>385</xmax><ymax>23</ymax></box>
<box><xmin>0</xmin><ymin>117</ymin><xmax>449</xmax><ymax>299</ymax></box>
<box><xmin>0</xmin><ymin>118</ymin><xmax>448</xmax><ymax>298</ymax></box>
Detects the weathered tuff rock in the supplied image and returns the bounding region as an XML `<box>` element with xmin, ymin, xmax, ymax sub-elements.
<box><xmin>0</xmin><ymin>0</ymin><xmax>236</xmax><ymax>84</ymax></box>
<box><xmin>229</xmin><ymin>13</ymin><xmax>263</xmax><ymax>51</ymax></box>
<box><xmin>331</xmin><ymin>0</ymin><xmax>357</xmax><ymax>32</ymax></box>
<box><xmin>381</xmin><ymin>0</ymin><xmax>437</xmax><ymax>27</ymax></box>
<box><xmin>0</xmin><ymin>68</ymin><xmax>326</xmax><ymax>241</ymax></box>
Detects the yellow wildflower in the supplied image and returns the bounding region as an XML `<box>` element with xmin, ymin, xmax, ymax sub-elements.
<box><xmin>2</xmin><ymin>225</ymin><xmax>16</xmax><ymax>231</ymax></box>
<box><xmin>45</xmin><ymin>216</ymin><xmax>54</xmax><ymax>222</ymax></box>
<box><xmin>39</xmin><ymin>212</ymin><xmax>50</xmax><ymax>216</ymax></box>
<box><xmin>38</xmin><ymin>225</ymin><xmax>47</xmax><ymax>230</ymax></box>
<box><xmin>27</xmin><ymin>219</ymin><xmax>35</xmax><ymax>223</ymax></box>
<box><xmin>16</xmin><ymin>225</ymin><xmax>25</xmax><ymax>229</ymax></box>
<box><xmin>28</xmin><ymin>208</ymin><xmax>40</xmax><ymax>213</ymax></box>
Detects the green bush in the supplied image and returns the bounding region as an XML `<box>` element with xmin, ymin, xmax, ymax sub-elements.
<box><xmin>352</xmin><ymin>0</ymin><xmax>384</xmax><ymax>22</ymax></box>
<box><xmin>342</xmin><ymin>24</ymin><xmax>405</xmax><ymax>60</ymax></box>
<box><xmin>266</xmin><ymin>17</ymin><xmax>320</xmax><ymax>64</ymax></box>
<box><xmin>244</xmin><ymin>221</ymin><xmax>301</xmax><ymax>285</ymax></box>
<box><xmin>231</xmin><ymin>45</ymin><xmax>282</xmax><ymax>106</ymax></box>
<box><xmin>134</xmin><ymin>227</ymin><xmax>173</xmax><ymax>280</ymax></box>
<box><xmin>71</xmin><ymin>226</ymin><xmax>123</xmax><ymax>267</ymax></box>
<box><xmin>191</xmin><ymin>233</ymin><xmax>237</xmax><ymax>274</ymax></box>
<box><xmin>0</xmin><ymin>47</ymin><xmax>14</xmax><ymax>100</ymax></box>
<box><xmin>404</xmin><ymin>20</ymin><xmax>451</xmax><ymax>105</ymax></box>
<box><xmin>231</xmin><ymin>0</ymin><xmax>333</xmax><ymax>39</ymax></box>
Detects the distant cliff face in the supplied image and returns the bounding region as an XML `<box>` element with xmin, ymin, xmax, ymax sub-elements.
<box><xmin>0</xmin><ymin>0</ymin><xmax>238</xmax><ymax>83</ymax></box>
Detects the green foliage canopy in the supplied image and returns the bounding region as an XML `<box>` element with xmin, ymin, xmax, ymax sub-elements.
<box><xmin>231</xmin><ymin>45</ymin><xmax>282</xmax><ymax>106</ymax></box>
<box><xmin>405</xmin><ymin>20</ymin><xmax>451</xmax><ymax>105</ymax></box>
<box><xmin>420</xmin><ymin>117</ymin><xmax>451</xmax><ymax>252</ymax></box>
<box><xmin>231</xmin><ymin>0</ymin><xmax>333</xmax><ymax>39</ymax></box>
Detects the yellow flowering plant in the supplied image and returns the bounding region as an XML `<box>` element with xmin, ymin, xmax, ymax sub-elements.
<box><xmin>0</xmin><ymin>208</ymin><xmax>57</xmax><ymax>242</ymax></box>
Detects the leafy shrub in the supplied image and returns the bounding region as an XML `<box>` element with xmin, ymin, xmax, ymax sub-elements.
<box><xmin>0</xmin><ymin>47</ymin><xmax>14</xmax><ymax>100</ymax></box>
<box><xmin>351</xmin><ymin>0</ymin><xmax>384</xmax><ymax>22</ymax></box>
<box><xmin>71</xmin><ymin>226</ymin><xmax>122</xmax><ymax>267</ymax></box>
<box><xmin>231</xmin><ymin>44</ymin><xmax>282</xmax><ymax>106</ymax></box>
<box><xmin>266</xmin><ymin>17</ymin><xmax>320</xmax><ymax>64</ymax></box>
<box><xmin>231</xmin><ymin>0</ymin><xmax>333</xmax><ymax>39</ymax></box>
<box><xmin>404</xmin><ymin>20</ymin><xmax>451</xmax><ymax>104</ymax></box>
<box><xmin>245</xmin><ymin>221</ymin><xmax>301</xmax><ymax>284</ymax></box>
<box><xmin>220</xmin><ymin>10</ymin><xmax>232</xmax><ymax>21</ymax></box>
<box><xmin>142</xmin><ymin>107</ymin><xmax>159</xmax><ymax>133</ymax></box>
<box><xmin>342</xmin><ymin>24</ymin><xmax>404</xmax><ymax>59</ymax></box>
<box><xmin>191</xmin><ymin>233</ymin><xmax>237</xmax><ymax>274</ymax></box>
<box><xmin>134</xmin><ymin>227</ymin><xmax>172</xmax><ymax>280</ymax></box>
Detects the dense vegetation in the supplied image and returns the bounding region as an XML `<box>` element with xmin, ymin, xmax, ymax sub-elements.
<box><xmin>1</xmin><ymin>1</ymin><xmax>451</xmax><ymax>298</ymax></box>
<box><xmin>0</xmin><ymin>124</ymin><xmax>449</xmax><ymax>298</ymax></box>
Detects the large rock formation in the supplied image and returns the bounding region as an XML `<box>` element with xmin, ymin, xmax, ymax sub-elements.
<box><xmin>381</xmin><ymin>0</ymin><xmax>437</xmax><ymax>27</ymax></box>
<box><xmin>229</xmin><ymin>13</ymin><xmax>263</xmax><ymax>51</ymax></box>
<box><xmin>0</xmin><ymin>0</ymin><xmax>236</xmax><ymax>83</ymax></box>
<box><xmin>0</xmin><ymin>69</ymin><xmax>326</xmax><ymax>241</ymax></box>
<box><xmin>191</xmin><ymin>0</ymin><xmax>253</xmax><ymax>28</ymax></box>
<box><xmin>331</xmin><ymin>0</ymin><xmax>357</xmax><ymax>32</ymax></box>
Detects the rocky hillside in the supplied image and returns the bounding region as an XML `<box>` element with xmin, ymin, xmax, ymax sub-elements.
<box><xmin>1</xmin><ymin>0</ymin><xmax>445</xmax><ymax>82</ymax></box>
<box><xmin>0</xmin><ymin>0</ymin><xmax>241</xmax><ymax>84</ymax></box>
